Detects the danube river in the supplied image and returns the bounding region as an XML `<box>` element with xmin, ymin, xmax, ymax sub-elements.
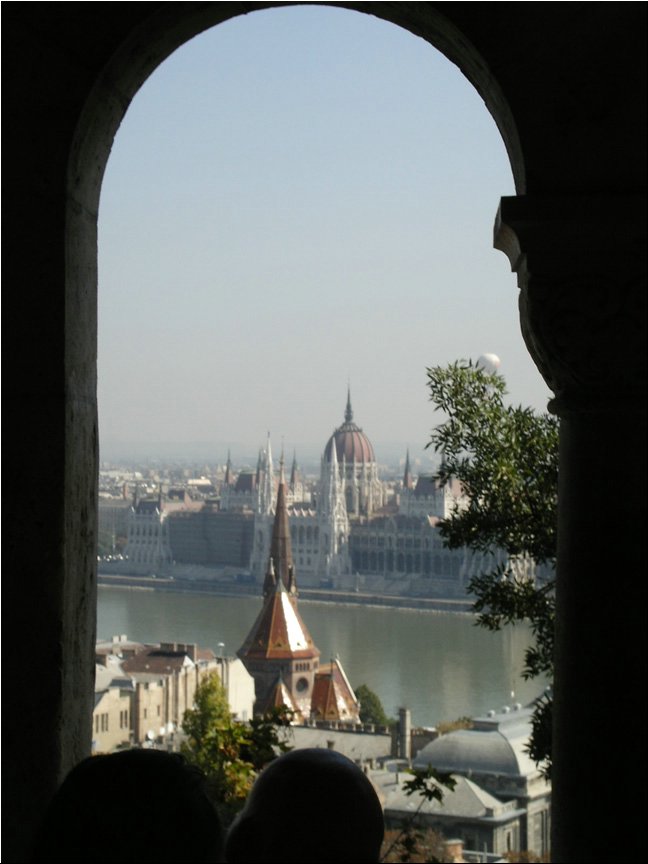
<box><xmin>97</xmin><ymin>585</ymin><xmax>548</xmax><ymax>728</ymax></box>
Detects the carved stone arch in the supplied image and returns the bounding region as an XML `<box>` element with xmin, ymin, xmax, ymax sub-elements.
<box><xmin>7</xmin><ymin>5</ymin><xmax>646</xmax><ymax>863</ymax></box>
<box><xmin>69</xmin><ymin>4</ymin><xmax>524</xmax><ymax>244</ymax></box>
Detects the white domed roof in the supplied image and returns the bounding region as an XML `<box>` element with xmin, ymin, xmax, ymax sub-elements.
<box><xmin>413</xmin><ymin>706</ymin><xmax>538</xmax><ymax>778</ymax></box>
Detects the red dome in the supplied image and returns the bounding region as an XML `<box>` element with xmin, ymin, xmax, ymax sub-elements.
<box><xmin>324</xmin><ymin>423</ymin><xmax>375</xmax><ymax>464</ymax></box>
<box><xmin>324</xmin><ymin>392</ymin><xmax>375</xmax><ymax>464</ymax></box>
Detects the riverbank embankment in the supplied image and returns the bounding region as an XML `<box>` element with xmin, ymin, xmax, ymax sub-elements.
<box><xmin>97</xmin><ymin>573</ymin><xmax>475</xmax><ymax>614</ymax></box>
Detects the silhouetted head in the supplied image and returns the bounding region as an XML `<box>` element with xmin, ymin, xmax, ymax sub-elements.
<box><xmin>225</xmin><ymin>748</ymin><xmax>384</xmax><ymax>863</ymax></box>
<box><xmin>32</xmin><ymin>749</ymin><xmax>223</xmax><ymax>863</ymax></box>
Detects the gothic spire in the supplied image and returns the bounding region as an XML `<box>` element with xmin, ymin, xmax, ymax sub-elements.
<box><xmin>403</xmin><ymin>448</ymin><xmax>414</xmax><ymax>490</ymax></box>
<box><xmin>290</xmin><ymin>450</ymin><xmax>298</xmax><ymax>490</ymax></box>
<box><xmin>267</xmin><ymin>456</ymin><xmax>296</xmax><ymax>596</ymax></box>
<box><xmin>320</xmin><ymin>432</ymin><xmax>342</xmax><ymax>518</ymax></box>
<box><xmin>345</xmin><ymin>386</ymin><xmax>353</xmax><ymax>424</ymax></box>
<box><xmin>262</xmin><ymin>432</ymin><xmax>274</xmax><ymax>515</ymax></box>
<box><xmin>224</xmin><ymin>449</ymin><xmax>232</xmax><ymax>486</ymax></box>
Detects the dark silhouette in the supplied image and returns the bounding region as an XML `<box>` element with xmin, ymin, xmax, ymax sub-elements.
<box><xmin>32</xmin><ymin>749</ymin><xmax>223</xmax><ymax>863</ymax></box>
<box><xmin>225</xmin><ymin>748</ymin><xmax>384</xmax><ymax>863</ymax></box>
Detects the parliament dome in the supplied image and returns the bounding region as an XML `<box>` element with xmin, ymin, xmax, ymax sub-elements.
<box><xmin>324</xmin><ymin>392</ymin><xmax>375</xmax><ymax>464</ymax></box>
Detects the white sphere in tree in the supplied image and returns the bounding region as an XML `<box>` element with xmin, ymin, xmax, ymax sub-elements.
<box><xmin>476</xmin><ymin>353</ymin><xmax>501</xmax><ymax>375</ymax></box>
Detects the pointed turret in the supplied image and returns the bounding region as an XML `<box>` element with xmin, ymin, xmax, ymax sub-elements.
<box><xmin>311</xmin><ymin>657</ymin><xmax>360</xmax><ymax>724</ymax></box>
<box><xmin>261</xmin><ymin>432</ymin><xmax>274</xmax><ymax>515</ymax></box>
<box><xmin>266</xmin><ymin>432</ymin><xmax>273</xmax><ymax>477</ymax></box>
<box><xmin>237</xmin><ymin>555</ymin><xmax>320</xmax><ymax>716</ymax></box>
<box><xmin>345</xmin><ymin>386</ymin><xmax>353</xmax><ymax>423</ymax></box>
<box><xmin>319</xmin><ymin>434</ymin><xmax>342</xmax><ymax>518</ymax></box>
<box><xmin>260</xmin><ymin>672</ymin><xmax>301</xmax><ymax>720</ymax></box>
<box><xmin>238</xmin><ymin>575</ymin><xmax>318</xmax><ymax>664</ymax></box>
<box><xmin>403</xmin><ymin>448</ymin><xmax>414</xmax><ymax>490</ymax></box>
<box><xmin>268</xmin><ymin>452</ymin><xmax>295</xmax><ymax>594</ymax></box>
<box><xmin>290</xmin><ymin>451</ymin><xmax>298</xmax><ymax>491</ymax></box>
<box><xmin>224</xmin><ymin>450</ymin><xmax>233</xmax><ymax>486</ymax></box>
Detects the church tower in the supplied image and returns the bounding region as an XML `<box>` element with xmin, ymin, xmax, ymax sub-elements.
<box><xmin>237</xmin><ymin>457</ymin><xmax>320</xmax><ymax>719</ymax></box>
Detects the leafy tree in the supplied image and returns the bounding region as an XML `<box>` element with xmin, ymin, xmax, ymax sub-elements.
<box><xmin>426</xmin><ymin>360</ymin><xmax>558</xmax><ymax>776</ymax></box>
<box><xmin>239</xmin><ymin>705</ymin><xmax>294</xmax><ymax>769</ymax></box>
<box><xmin>181</xmin><ymin>673</ymin><xmax>292</xmax><ymax>825</ymax></box>
<box><xmin>381</xmin><ymin>828</ymin><xmax>451</xmax><ymax>864</ymax></box>
<box><xmin>380</xmin><ymin>767</ymin><xmax>457</xmax><ymax>863</ymax></box>
<box><xmin>355</xmin><ymin>683</ymin><xmax>392</xmax><ymax>727</ymax></box>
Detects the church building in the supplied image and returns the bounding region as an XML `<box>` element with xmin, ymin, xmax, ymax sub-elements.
<box><xmin>237</xmin><ymin>458</ymin><xmax>360</xmax><ymax>725</ymax></box>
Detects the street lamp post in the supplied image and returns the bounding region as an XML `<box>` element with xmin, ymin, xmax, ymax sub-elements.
<box><xmin>217</xmin><ymin>642</ymin><xmax>227</xmax><ymax>697</ymax></box>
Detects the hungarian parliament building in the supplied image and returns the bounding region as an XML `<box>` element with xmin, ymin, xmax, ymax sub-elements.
<box><xmin>102</xmin><ymin>392</ymin><xmax>538</xmax><ymax>599</ymax></box>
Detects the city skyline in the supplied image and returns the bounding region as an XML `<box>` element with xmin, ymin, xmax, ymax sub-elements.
<box><xmin>98</xmin><ymin>5</ymin><xmax>553</xmax><ymax>463</ymax></box>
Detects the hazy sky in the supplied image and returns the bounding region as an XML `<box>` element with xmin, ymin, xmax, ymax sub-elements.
<box><xmin>98</xmin><ymin>5</ymin><xmax>552</xmax><ymax>467</ymax></box>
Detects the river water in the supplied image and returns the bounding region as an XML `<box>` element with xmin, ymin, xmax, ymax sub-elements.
<box><xmin>97</xmin><ymin>585</ymin><xmax>547</xmax><ymax>728</ymax></box>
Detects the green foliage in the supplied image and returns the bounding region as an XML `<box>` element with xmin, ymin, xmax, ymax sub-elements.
<box><xmin>355</xmin><ymin>683</ymin><xmax>392</xmax><ymax>727</ymax></box>
<box><xmin>402</xmin><ymin>765</ymin><xmax>457</xmax><ymax>803</ymax></box>
<box><xmin>239</xmin><ymin>705</ymin><xmax>294</xmax><ymax>769</ymax></box>
<box><xmin>526</xmin><ymin>692</ymin><xmax>552</xmax><ymax>768</ymax></box>
<box><xmin>470</xmin><ymin>565</ymin><xmax>555</xmax><ymax>681</ymax></box>
<box><xmin>381</xmin><ymin>767</ymin><xmax>457</xmax><ymax>863</ymax></box>
<box><xmin>426</xmin><ymin>360</ymin><xmax>557</xmax><ymax>777</ymax></box>
<box><xmin>426</xmin><ymin>360</ymin><xmax>558</xmax><ymax>564</ymax></box>
<box><xmin>435</xmin><ymin>715</ymin><xmax>473</xmax><ymax>736</ymax></box>
<box><xmin>181</xmin><ymin>673</ymin><xmax>292</xmax><ymax>825</ymax></box>
<box><xmin>381</xmin><ymin>828</ymin><xmax>451</xmax><ymax>864</ymax></box>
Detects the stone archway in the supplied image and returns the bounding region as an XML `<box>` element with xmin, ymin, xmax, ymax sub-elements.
<box><xmin>48</xmin><ymin>8</ymin><xmax>531</xmax><ymax>855</ymax></box>
<box><xmin>4</xmin><ymin>5</ymin><xmax>645</xmax><ymax>863</ymax></box>
<box><xmin>66</xmin><ymin>0</ymin><xmax>530</xmax><ymax>805</ymax></box>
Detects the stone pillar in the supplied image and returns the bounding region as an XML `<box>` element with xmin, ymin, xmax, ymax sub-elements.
<box><xmin>398</xmin><ymin>707</ymin><xmax>412</xmax><ymax>761</ymax></box>
<box><xmin>495</xmin><ymin>195</ymin><xmax>646</xmax><ymax>863</ymax></box>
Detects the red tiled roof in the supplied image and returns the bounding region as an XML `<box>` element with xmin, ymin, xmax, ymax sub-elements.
<box><xmin>259</xmin><ymin>676</ymin><xmax>302</xmax><ymax>719</ymax></box>
<box><xmin>238</xmin><ymin>580</ymin><xmax>320</xmax><ymax>662</ymax></box>
<box><xmin>311</xmin><ymin>675</ymin><xmax>339</xmax><ymax>720</ymax></box>
<box><xmin>311</xmin><ymin>659</ymin><xmax>360</xmax><ymax>723</ymax></box>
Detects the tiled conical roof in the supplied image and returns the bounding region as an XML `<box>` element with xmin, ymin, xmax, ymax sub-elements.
<box><xmin>258</xmin><ymin>673</ymin><xmax>302</xmax><ymax>720</ymax></box>
<box><xmin>238</xmin><ymin>576</ymin><xmax>319</xmax><ymax>662</ymax></box>
<box><xmin>312</xmin><ymin>658</ymin><xmax>360</xmax><ymax>723</ymax></box>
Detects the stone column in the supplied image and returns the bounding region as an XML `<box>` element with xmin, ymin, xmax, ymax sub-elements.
<box><xmin>495</xmin><ymin>195</ymin><xmax>646</xmax><ymax>863</ymax></box>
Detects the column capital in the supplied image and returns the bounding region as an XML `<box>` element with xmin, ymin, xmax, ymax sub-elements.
<box><xmin>494</xmin><ymin>195</ymin><xmax>646</xmax><ymax>416</ymax></box>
